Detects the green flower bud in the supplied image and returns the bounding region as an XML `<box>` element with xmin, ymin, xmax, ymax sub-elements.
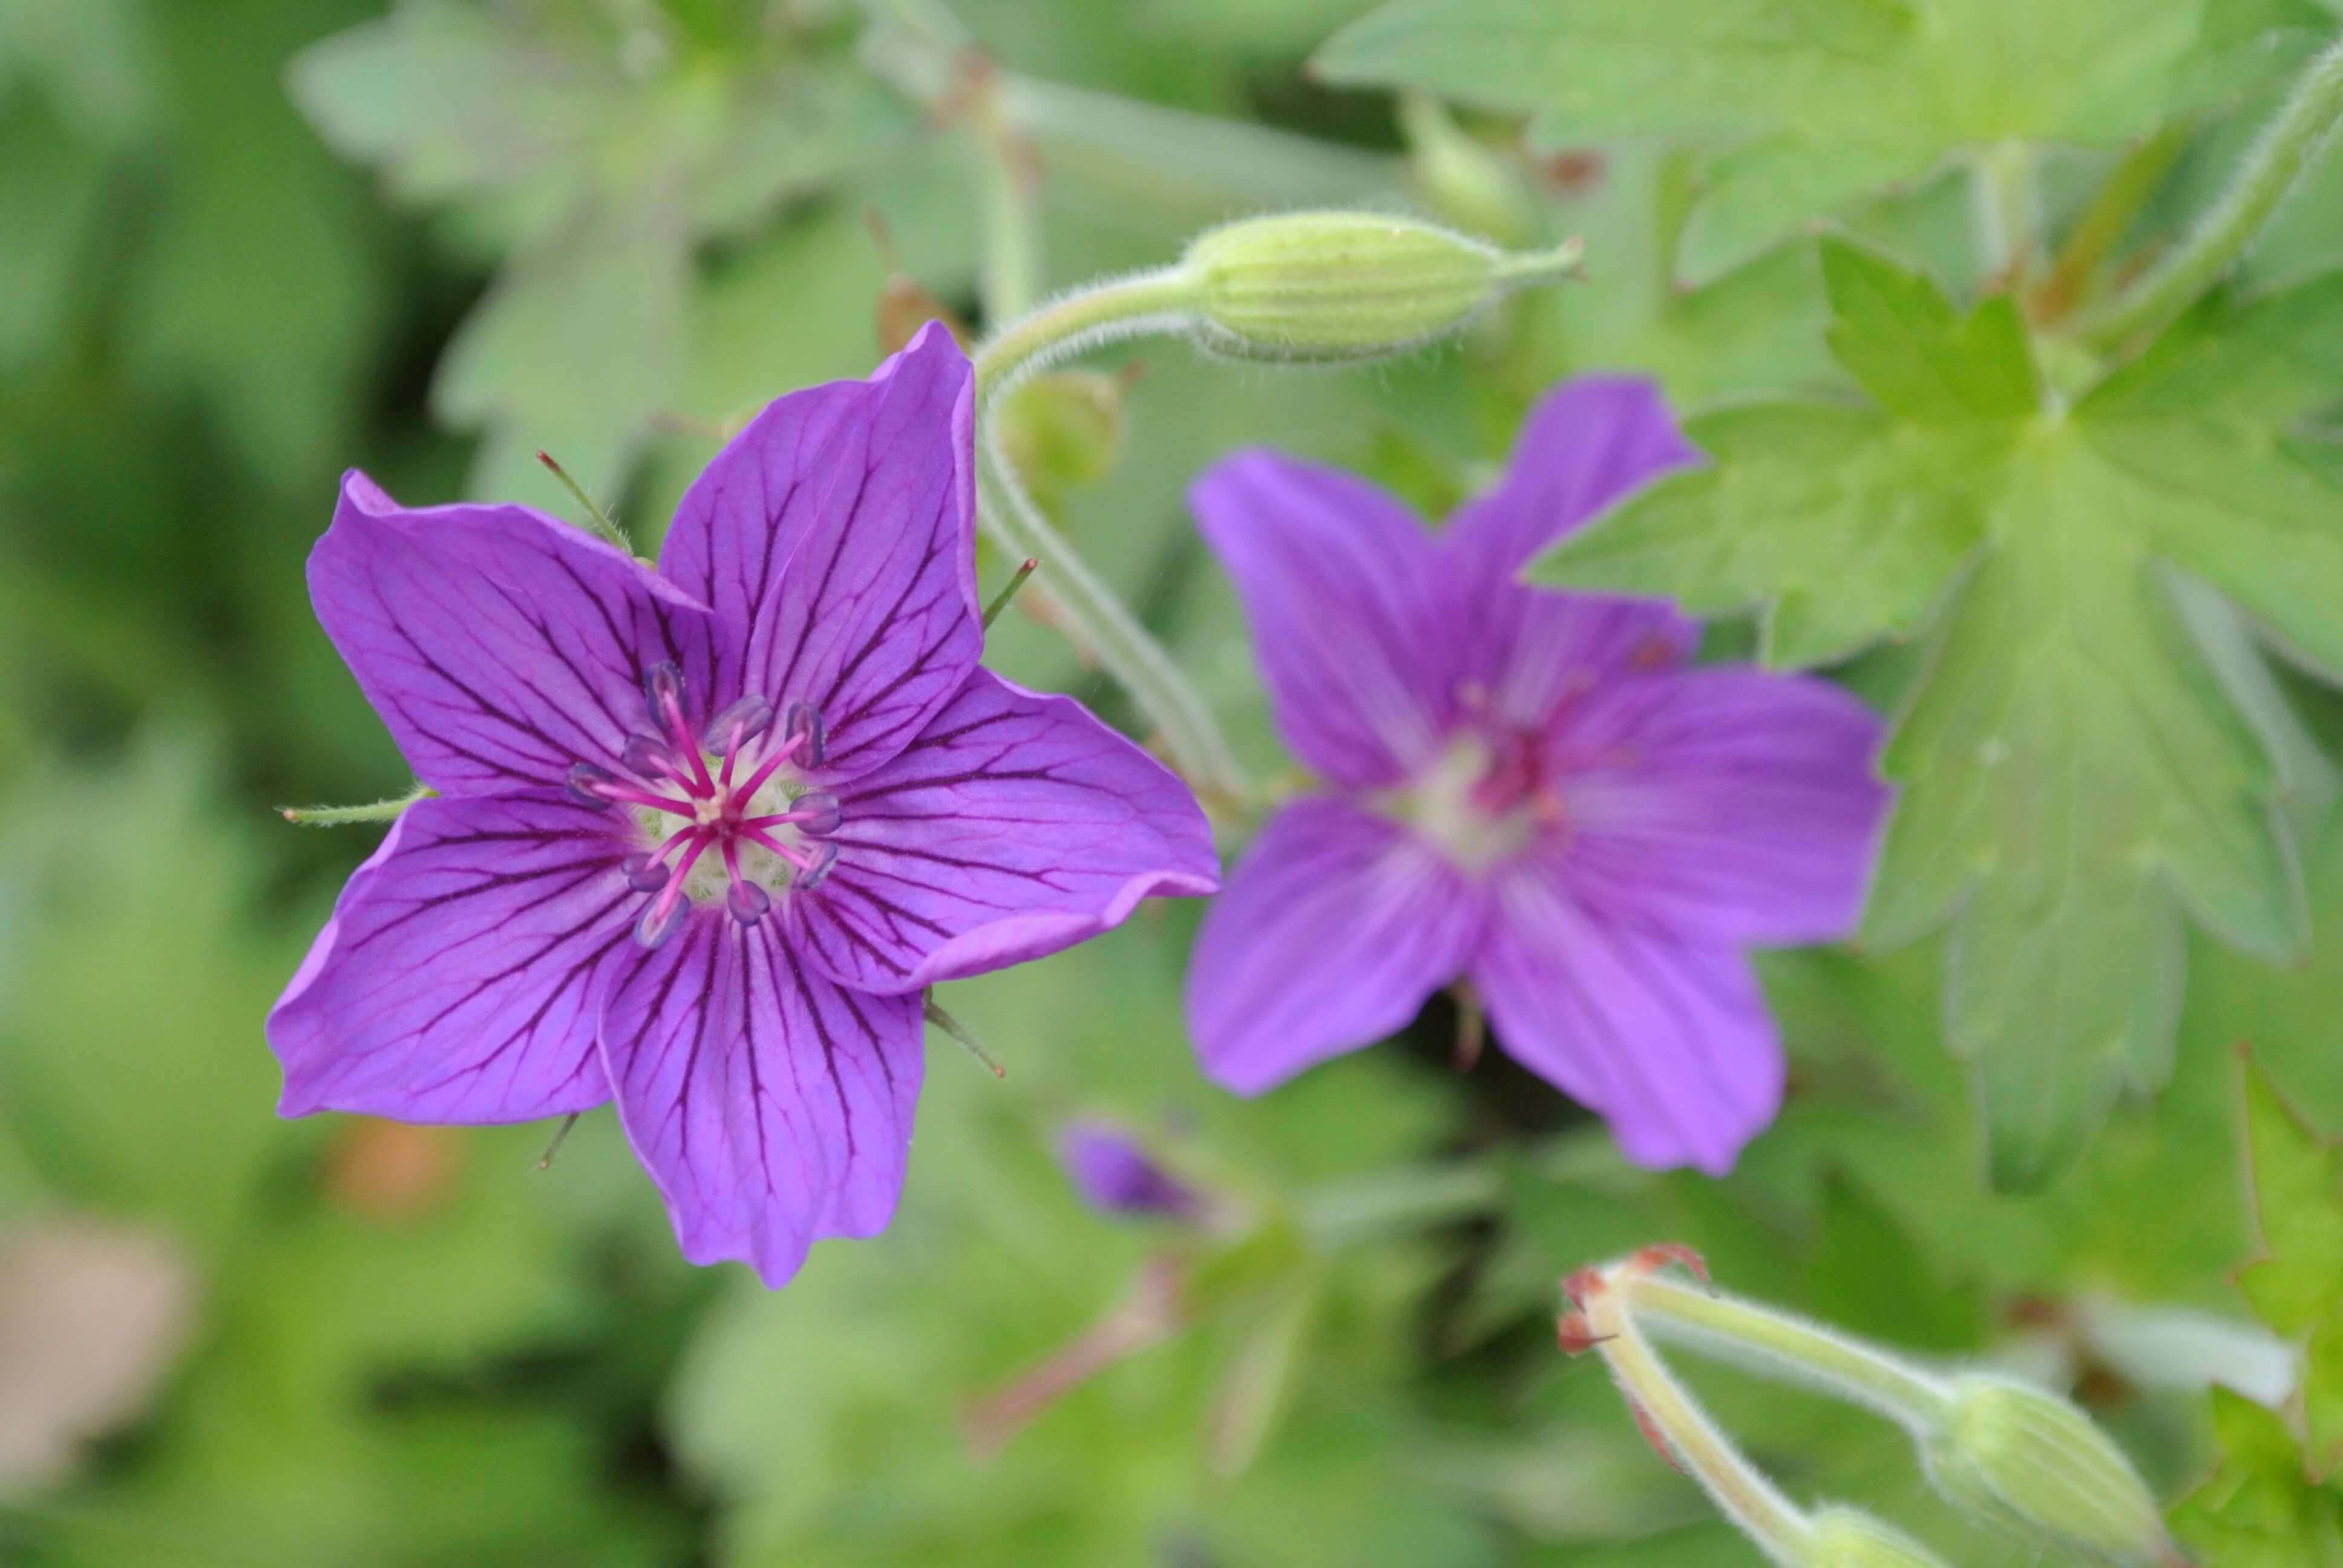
<box><xmin>1921</xmin><ymin>1374</ymin><xmax>2172</xmax><ymax>1564</ymax></box>
<box><xmin>1178</xmin><ymin>211</ymin><xmax>1579</xmax><ymax>364</ymax></box>
<box><xmin>1805</xmin><ymin>1508</ymin><xmax>1951</xmax><ymax>1568</ymax></box>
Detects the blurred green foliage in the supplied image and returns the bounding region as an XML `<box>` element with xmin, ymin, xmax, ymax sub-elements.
<box><xmin>2</xmin><ymin>1</ymin><xmax>2342</xmax><ymax>1564</ymax></box>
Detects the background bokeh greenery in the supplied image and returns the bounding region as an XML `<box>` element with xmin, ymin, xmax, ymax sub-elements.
<box><xmin>4</xmin><ymin>1</ymin><xmax>2342</xmax><ymax>1563</ymax></box>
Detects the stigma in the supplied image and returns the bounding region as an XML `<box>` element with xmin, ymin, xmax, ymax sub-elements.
<box><xmin>565</xmin><ymin>662</ymin><xmax>842</xmax><ymax>948</ymax></box>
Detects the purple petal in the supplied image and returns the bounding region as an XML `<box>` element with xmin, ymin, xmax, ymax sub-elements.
<box><xmin>1446</xmin><ymin>376</ymin><xmax>1702</xmax><ymax>577</ymax></box>
<box><xmin>784</xmin><ymin>668</ymin><xmax>1219</xmax><ymax>995</ymax></box>
<box><xmin>1190</xmin><ymin>451</ymin><xmax>1455</xmax><ymax>788</ymax></box>
<box><xmin>268</xmin><ymin>794</ymin><xmax>637</xmax><ymax>1122</ymax></box>
<box><xmin>1441</xmin><ymin>378</ymin><xmax>1701</xmax><ymax>732</ymax></box>
<box><xmin>1057</xmin><ymin>1121</ymin><xmax>1202</xmax><ymax>1220</ymax></box>
<box><xmin>1186</xmin><ymin>798</ymin><xmax>1486</xmax><ymax>1094</ymax></box>
<box><xmin>1555</xmin><ymin>669</ymin><xmax>1890</xmax><ymax>945</ymax></box>
<box><xmin>1470</xmin><ymin>863</ymin><xmax>1783</xmax><ymax>1175</ymax></box>
<box><xmin>598</xmin><ymin>917</ymin><xmax>923</xmax><ymax>1288</ymax></box>
<box><xmin>658</xmin><ymin>321</ymin><xmax>981</xmax><ymax>782</ymax></box>
<box><xmin>308</xmin><ymin>471</ymin><xmax>718</xmax><ymax>795</ymax></box>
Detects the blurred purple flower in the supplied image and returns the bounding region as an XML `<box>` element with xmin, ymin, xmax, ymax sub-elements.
<box><xmin>1057</xmin><ymin>1121</ymin><xmax>1204</xmax><ymax>1221</ymax></box>
<box><xmin>268</xmin><ymin>324</ymin><xmax>1219</xmax><ymax>1287</ymax></box>
<box><xmin>1184</xmin><ymin>377</ymin><xmax>1889</xmax><ymax>1175</ymax></box>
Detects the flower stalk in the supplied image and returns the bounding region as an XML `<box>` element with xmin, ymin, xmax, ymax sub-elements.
<box><xmin>1575</xmin><ymin>1249</ymin><xmax>2184</xmax><ymax>1567</ymax></box>
<box><xmin>970</xmin><ymin>216</ymin><xmax>1585</xmax><ymax>809</ymax></box>
<box><xmin>1622</xmin><ymin>1273</ymin><xmax>1955</xmax><ymax>1428</ymax></box>
<box><xmin>2067</xmin><ymin>29</ymin><xmax>2343</xmax><ymax>353</ymax></box>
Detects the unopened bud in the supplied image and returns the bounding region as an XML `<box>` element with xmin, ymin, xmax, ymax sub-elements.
<box><xmin>1921</xmin><ymin>1374</ymin><xmax>2171</xmax><ymax>1565</ymax></box>
<box><xmin>1804</xmin><ymin>1509</ymin><xmax>1949</xmax><ymax>1568</ymax></box>
<box><xmin>998</xmin><ymin>370</ymin><xmax>1128</xmax><ymax>509</ymax></box>
<box><xmin>1057</xmin><ymin>1120</ymin><xmax>1204</xmax><ymax>1222</ymax></box>
<box><xmin>1178</xmin><ymin>211</ymin><xmax>1579</xmax><ymax>364</ymax></box>
<box><xmin>1398</xmin><ymin>93</ymin><xmax>1547</xmax><ymax>250</ymax></box>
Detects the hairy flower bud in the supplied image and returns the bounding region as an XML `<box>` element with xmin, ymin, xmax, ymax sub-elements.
<box><xmin>1805</xmin><ymin>1508</ymin><xmax>1950</xmax><ymax>1567</ymax></box>
<box><xmin>1178</xmin><ymin>211</ymin><xmax>1580</xmax><ymax>364</ymax></box>
<box><xmin>1921</xmin><ymin>1374</ymin><xmax>2171</xmax><ymax>1564</ymax></box>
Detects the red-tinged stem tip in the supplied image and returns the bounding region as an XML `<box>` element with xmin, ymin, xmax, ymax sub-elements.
<box><xmin>1562</xmin><ymin>1266</ymin><xmax>1607</xmax><ymax>1310</ymax></box>
<box><xmin>1630</xmin><ymin>1243</ymin><xmax>1714</xmax><ymax>1293</ymax></box>
<box><xmin>1556</xmin><ymin>1310</ymin><xmax>1614</xmax><ymax>1356</ymax></box>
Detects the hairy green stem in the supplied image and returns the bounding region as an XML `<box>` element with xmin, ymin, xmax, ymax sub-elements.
<box><xmin>1624</xmin><ymin>1274</ymin><xmax>1956</xmax><ymax>1429</ymax></box>
<box><xmin>2068</xmin><ymin>31</ymin><xmax>2343</xmax><ymax>352</ymax></box>
<box><xmin>1582</xmin><ymin>1277</ymin><xmax>1817</xmax><ymax>1560</ymax></box>
<box><xmin>975</xmin><ymin>126</ymin><xmax>1041</xmax><ymax>325</ymax></box>
<box><xmin>971</xmin><ymin>269</ymin><xmax>1253</xmax><ymax>805</ymax></box>
<box><xmin>2034</xmin><ymin>120</ymin><xmax>2195</xmax><ymax>324</ymax></box>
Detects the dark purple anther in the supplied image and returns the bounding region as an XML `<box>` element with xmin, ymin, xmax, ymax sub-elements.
<box><xmin>706</xmin><ymin>694</ymin><xmax>775</xmax><ymax>753</ymax></box>
<box><xmin>1057</xmin><ymin>1121</ymin><xmax>1203</xmax><ymax>1221</ymax></box>
<box><xmin>791</xmin><ymin>791</ymin><xmax>841</xmax><ymax>837</ymax></box>
<box><xmin>620</xmin><ymin>852</ymin><xmax>670</xmax><ymax>892</ymax></box>
<box><xmin>635</xmin><ymin>892</ymin><xmax>689</xmax><ymax>951</ymax></box>
<box><xmin>565</xmin><ymin>761</ymin><xmax>620</xmax><ymax>809</ymax></box>
<box><xmin>727</xmin><ymin>879</ymin><xmax>771</xmax><ymax>926</ymax></box>
<box><xmin>621</xmin><ymin>731</ymin><xmax>682</xmax><ymax>782</ymax></box>
<box><xmin>782</xmin><ymin>701</ymin><xmax>827</xmax><ymax>769</ymax></box>
<box><xmin>641</xmin><ymin>661</ymin><xmax>687</xmax><ymax>725</ymax></box>
<box><xmin>795</xmin><ymin>840</ymin><xmax>839</xmax><ymax>892</ymax></box>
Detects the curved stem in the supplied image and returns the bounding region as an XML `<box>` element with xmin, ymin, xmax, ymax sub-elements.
<box><xmin>972</xmin><ymin>268</ymin><xmax>1201</xmax><ymax>397</ymax></box>
<box><xmin>1581</xmin><ymin>1279</ymin><xmax>1817</xmax><ymax>1563</ymax></box>
<box><xmin>971</xmin><ymin>269</ymin><xmax>1254</xmax><ymax>805</ymax></box>
<box><xmin>1624</xmin><ymin>1274</ymin><xmax>1956</xmax><ymax>1430</ymax></box>
<box><xmin>2067</xmin><ymin>31</ymin><xmax>2343</xmax><ymax>353</ymax></box>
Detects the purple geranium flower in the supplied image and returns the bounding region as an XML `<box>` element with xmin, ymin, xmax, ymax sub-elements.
<box><xmin>1184</xmin><ymin>377</ymin><xmax>1889</xmax><ymax>1175</ymax></box>
<box><xmin>269</xmin><ymin>324</ymin><xmax>1219</xmax><ymax>1286</ymax></box>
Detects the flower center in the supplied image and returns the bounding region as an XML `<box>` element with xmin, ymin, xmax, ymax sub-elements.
<box><xmin>1388</xmin><ymin>729</ymin><xmax>1558</xmax><ymax>872</ymax></box>
<box><xmin>564</xmin><ymin>662</ymin><xmax>843</xmax><ymax>949</ymax></box>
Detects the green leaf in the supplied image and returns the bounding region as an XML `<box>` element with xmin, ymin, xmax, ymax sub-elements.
<box><xmin>431</xmin><ymin>204</ymin><xmax>688</xmax><ymax>502</ymax></box>
<box><xmin>2237</xmin><ymin>1056</ymin><xmax>2343</xmax><ymax>1476</ymax></box>
<box><xmin>2170</xmin><ymin>1388</ymin><xmax>2343</xmax><ymax>1566</ymax></box>
<box><xmin>292</xmin><ymin>2</ymin><xmax>897</xmax><ymax>500</ymax></box>
<box><xmin>1314</xmin><ymin>0</ymin><xmax>2314</xmax><ymax>279</ymax></box>
<box><xmin>1818</xmin><ymin>240</ymin><xmax>2037</xmax><ymax>422</ymax></box>
<box><xmin>1535</xmin><ymin>243</ymin><xmax>2343</xmax><ymax>1187</ymax></box>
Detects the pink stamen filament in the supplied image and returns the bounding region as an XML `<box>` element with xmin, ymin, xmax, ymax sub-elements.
<box><xmin>594</xmin><ymin>781</ymin><xmax>700</xmax><ymax>818</ymax></box>
<box><xmin>718</xmin><ymin>719</ymin><xmax>755</xmax><ymax>790</ymax></box>
<box><xmin>739</xmin><ymin>809</ymin><xmax>823</xmax><ymax>831</ymax></box>
<box><xmin>743</xmin><ymin>825</ymin><xmax>818</xmax><ymax>872</ymax></box>
<box><xmin>649</xmin><ymin>835</ymin><xmax>712</xmax><ymax>924</ymax></box>
<box><xmin>734</xmin><ymin>732</ymin><xmax>806</xmax><ymax>802</ymax></box>
<box><xmin>643</xmin><ymin>823</ymin><xmax>699</xmax><ymax>869</ymax></box>
<box><xmin>656</xmin><ymin>688</ymin><xmax>715</xmax><ymax>795</ymax></box>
